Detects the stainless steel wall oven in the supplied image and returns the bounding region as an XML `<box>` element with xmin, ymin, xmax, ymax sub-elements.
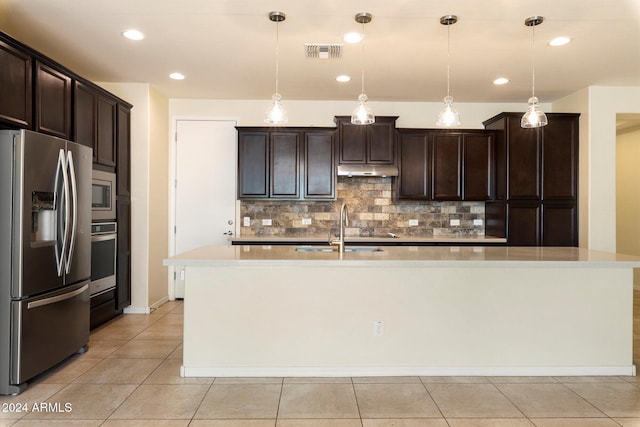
<box><xmin>90</xmin><ymin>222</ymin><xmax>117</xmax><ymax>297</ymax></box>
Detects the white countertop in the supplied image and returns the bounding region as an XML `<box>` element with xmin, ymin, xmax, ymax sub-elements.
<box><xmin>164</xmin><ymin>245</ymin><xmax>640</xmax><ymax>268</ymax></box>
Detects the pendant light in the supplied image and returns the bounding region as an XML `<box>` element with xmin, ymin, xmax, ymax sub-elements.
<box><xmin>265</xmin><ymin>11</ymin><xmax>288</xmax><ymax>124</ymax></box>
<box><xmin>351</xmin><ymin>12</ymin><xmax>374</xmax><ymax>125</ymax></box>
<box><xmin>436</xmin><ymin>15</ymin><xmax>461</xmax><ymax>127</ymax></box>
<box><xmin>521</xmin><ymin>16</ymin><xmax>548</xmax><ymax>128</ymax></box>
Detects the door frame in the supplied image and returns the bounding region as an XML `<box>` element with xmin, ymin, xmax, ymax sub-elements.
<box><xmin>168</xmin><ymin>116</ymin><xmax>240</xmax><ymax>300</ymax></box>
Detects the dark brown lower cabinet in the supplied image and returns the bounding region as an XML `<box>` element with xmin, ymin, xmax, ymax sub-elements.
<box><xmin>542</xmin><ymin>203</ymin><xmax>578</xmax><ymax>246</ymax></box>
<box><xmin>507</xmin><ymin>203</ymin><xmax>541</xmax><ymax>246</ymax></box>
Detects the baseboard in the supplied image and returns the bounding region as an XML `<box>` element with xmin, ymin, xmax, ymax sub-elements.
<box><xmin>151</xmin><ymin>296</ymin><xmax>170</xmax><ymax>310</ymax></box>
<box><xmin>181</xmin><ymin>365</ymin><xmax>636</xmax><ymax>378</ymax></box>
<box><xmin>123</xmin><ymin>306</ymin><xmax>151</xmax><ymax>314</ymax></box>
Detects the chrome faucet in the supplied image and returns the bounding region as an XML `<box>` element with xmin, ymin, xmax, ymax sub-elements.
<box><xmin>329</xmin><ymin>202</ymin><xmax>349</xmax><ymax>254</ymax></box>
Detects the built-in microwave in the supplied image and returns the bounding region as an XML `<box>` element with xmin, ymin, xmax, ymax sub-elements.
<box><xmin>92</xmin><ymin>170</ymin><xmax>116</xmax><ymax>221</ymax></box>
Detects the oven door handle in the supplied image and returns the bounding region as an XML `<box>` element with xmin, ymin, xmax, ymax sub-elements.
<box><xmin>91</xmin><ymin>234</ymin><xmax>117</xmax><ymax>242</ymax></box>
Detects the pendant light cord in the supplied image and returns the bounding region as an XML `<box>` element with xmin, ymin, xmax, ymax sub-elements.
<box><xmin>446</xmin><ymin>23</ymin><xmax>451</xmax><ymax>97</ymax></box>
<box><xmin>360</xmin><ymin>20</ymin><xmax>365</xmax><ymax>95</ymax></box>
<box><xmin>275</xmin><ymin>20</ymin><xmax>280</xmax><ymax>95</ymax></box>
<box><xmin>531</xmin><ymin>23</ymin><xmax>536</xmax><ymax>98</ymax></box>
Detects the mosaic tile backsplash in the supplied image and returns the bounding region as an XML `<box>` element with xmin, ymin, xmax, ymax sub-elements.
<box><xmin>239</xmin><ymin>177</ymin><xmax>485</xmax><ymax>238</ymax></box>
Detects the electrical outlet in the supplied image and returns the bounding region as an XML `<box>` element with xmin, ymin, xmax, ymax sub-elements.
<box><xmin>450</xmin><ymin>219</ymin><xmax>460</xmax><ymax>226</ymax></box>
<box><xmin>473</xmin><ymin>219</ymin><xmax>483</xmax><ymax>226</ymax></box>
<box><xmin>302</xmin><ymin>218</ymin><xmax>312</xmax><ymax>225</ymax></box>
<box><xmin>374</xmin><ymin>320</ymin><xmax>384</xmax><ymax>336</ymax></box>
<box><xmin>409</xmin><ymin>219</ymin><xmax>419</xmax><ymax>226</ymax></box>
<box><xmin>262</xmin><ymin>219</ymin><xmax>272</xmax><ymax>226</ymax></box>
<box><xmin>243</xmin><ymin>216</ymin><xmax>251</xmax><ymax>227</ymax></box>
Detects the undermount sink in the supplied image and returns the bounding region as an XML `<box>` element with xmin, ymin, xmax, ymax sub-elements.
<box><xmin>295</xmin><ymin>246</ymin><xmax>383</xmax><ymax>253</ymax></box>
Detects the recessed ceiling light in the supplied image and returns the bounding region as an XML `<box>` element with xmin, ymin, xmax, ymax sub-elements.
<box><xmin>336</xmin><ymin>75</ymin><xmax>351</xmax><ymax>83</ymax></box>
<box><xmin>343</xmin><ymin>32</ymin><xmax>363</xmax><ymax>43</ymax></box>
<box><xmin>122</xmin><ymin>29</ymin><xmax>144</xmax><ymax>41</ymax></box>
<box><xmin>169</xmin><ymin>72</ymin><xmax>185</xmax><ymax>80</ymax></box>
<box><xmin>493</xmin><ymin>77</ymin><xmax>510</xmax><ymax>85</ymax></box>
<box><xmin>548</xmin><ymin>36</ymin><xmax>571</xmax><ymax>47</ymax></box>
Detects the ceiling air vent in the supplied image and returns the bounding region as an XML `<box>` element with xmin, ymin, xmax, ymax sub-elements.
<box><xmin>304</xmin><ymin>43</ymin><xmax>343</xmax><ymax>59</ymax></box>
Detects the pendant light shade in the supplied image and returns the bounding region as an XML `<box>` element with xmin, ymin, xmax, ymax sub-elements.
<box><xmin>436</xmin><ymin>15</ymin><xmax>461</xmax><ymax>127</ymax></box>
<box><xmin>521</xmin><ymin>16</ymin><xmax>548</xmax><ymax>128</ymax></box>
<box><xmin>265</xmin><ymin>11</ymin><xmax>288</xmax><ymax>125</ymax></box>
<box><xmin>351</xmin><ymin>13</ymin><xmax>374</xmax><ymax>125</ymax></box>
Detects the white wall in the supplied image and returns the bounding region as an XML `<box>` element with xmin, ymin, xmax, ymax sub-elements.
<box><xmin>554</xmin><ymin>86</ymin><xmax>640</xmax><ymax>252</ymax></box>
<box><xmin>97</xmin><ymin>82</ymin><xmax>170</xmax><ymax>312</ymax></box>
<box><xmin>147</xmin><ymin>86</ymin><xmax>170</xmax><ymax>307</ymax></box>
<box><xmin>168</xmin><ymin>99</ymin><xmax>536</xmax><ymax>129</ymax></box>
<box><xmin>617</xmin><ymin>125</ymin><xmax>640</xmax><ymax>256</ymax></box>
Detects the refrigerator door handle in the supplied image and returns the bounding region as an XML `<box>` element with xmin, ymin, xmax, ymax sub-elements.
<box><xmin>54</xmin><ymin>149</ymin><xmax>69</xmax><ymax>277</ymax></box>
<box><xmin>64</xmin><ymin>150</ymin><xmax>78</xmax><ymax>274</ymax></box>
<box><xmin>26</xmin><ymin>283</ymin><xmax>89</xmax><ymax>309</ymax></box>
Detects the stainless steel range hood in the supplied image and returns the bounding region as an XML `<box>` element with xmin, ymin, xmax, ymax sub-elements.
<box><xmin>337</xmin><ymin>164</ymin><xmax>399</xmax><ymax>177</ymax></box>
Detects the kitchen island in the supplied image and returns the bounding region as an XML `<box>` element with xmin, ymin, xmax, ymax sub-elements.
<box><xmin>164</xmin><ymin>246</ymin><xmax>640</xmax><ymax>377</ymax></box>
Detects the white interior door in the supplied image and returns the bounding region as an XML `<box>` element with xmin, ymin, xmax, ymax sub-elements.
<box><xmin>174</xmin><ymin>119</ymin><xmax>237</xmax><ymax>298</ymax></box>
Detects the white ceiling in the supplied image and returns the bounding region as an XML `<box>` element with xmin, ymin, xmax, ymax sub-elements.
<box><xmin>1</xmin><ymin>0</ymin><xmax>639</xmax><ymax>103</ymax></box>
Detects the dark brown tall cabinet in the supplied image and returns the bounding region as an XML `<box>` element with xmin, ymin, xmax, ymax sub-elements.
<box><xmin>237</xmin><ymin>127</ymin><xmax>336</xmax><ymax>200</ymax></box>
<box><xmin>484</xmin><ymin>112</ymin><xmax>579</xmax><ymax>246</ymax></box>
<box><xmin>116</xmin><ymin>105</ymin><xmax>132</xmax><ymax>311</ymax></box>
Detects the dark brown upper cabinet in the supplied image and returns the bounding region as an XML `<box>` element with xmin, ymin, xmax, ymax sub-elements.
<box><xmin>0</xmin><ymin>39</ymin><xmax>32</xmax><ymax>128</ymax></box>
<box><xmin>303</xmin><ymin>130</ymin><xmax>335</xmax><ymax>199</ymax></box>
<box><xmin>74</xmin><ymin>80</ymin><xmax>117</xmax><ymax>168</ymax></box>
<box><xmin>35</xmin><ymin>61</ymin><xmax>72</xmax><ymax>139</ymax></box>
<box><xmin>238</xmin><ymin>131</ymin><xmax>270</xmax><ymax>198</ymax></box>
<box><xmin>270</xmin><ymin>131</ymin><xmax>300</xmax><ymax>199</ymax></box>
<box><xmin>237</xmin><ymin>127</ymin><xmax>336</xmax><ymax>200</ymax></box>
<box><xmin>432</xmin><ymin>132</ymin><xmax>463</xmax><ymax>200</ymax></box>
<box><xmin>396</xmin><ymin>129</ymin><xmax>494</xmax><ymax>202</ymax></box>
<box><xmin>335</xmin><ymin>116</ymin><xmax>397</xmax><ymax>165</ymax></box>
<box><xmin>96</xmin><ymin>94</ymin><xmax>117</xmax><ymax>167</ymax></box>
<box><xmin>73</xmin><ymin>80</ymin><xmax>97</xmax><ymax>152</ymax></box>
<box><xmin>116</xmin><ymin>104</ymin><xmax>131</xmax><ymax>197</ymax></box>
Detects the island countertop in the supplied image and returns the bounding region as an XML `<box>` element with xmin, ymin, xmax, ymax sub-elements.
<box><xmin>164</xmin><ymin>245</ymin><xmax>640</xmax><ymax>268</ymax></box>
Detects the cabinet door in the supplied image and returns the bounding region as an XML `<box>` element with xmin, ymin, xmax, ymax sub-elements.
<box><xmin>238</xmin><ymin>132</ymin><xmax>269</xmax><ymax>198</ymax></box>
<box><xmin>432</xmin><ymin>133</ymin><xmax>462</xmax><ymax>200</ymax></box>
<box><xmin>35</xmin><ymin>61</ymin><xmax>71</xmax><ymax>138</ymax></box>
<box><xmin>116</xmin><ymin>104</ymin><xmax>131</xmax><ymax>197</ymax></box>
<box><xmin>542</xmin><ymin>116</ymin><xmax>578</xmax><ymax>201</ymax></box>
<box><xmin>0</xmin><ymin>40</ymin><xmax>32</xmax><ymax>128</ymax></box>
<box><xmin>397</xmin><ymin>133</ymin><xmax>430</xmax><ymax>199</ymax></box>
<box><xmin>74</xmin><ymin>81</ymin><xmax>97</xmax><ymax>153</ymax></box>
<box><xmin>339</xmin><ymin>122</ymin><xmax>367</xmax><ymax>163</ymax></box>
<box><xmin>542</xmin><ymin>203</ymin><xmax>578</xmax><ymax>246</ymax></box>
<box><xmin>116</xmin><ymin>198</ymin><xmax>131</xmax><ymax>311</ymax></box>
<box><xmin>463</xmin><ymin>133</ymin><xmax>493</xmax><ymax>201</ymax></box>
<box><xmin>508</xmin><ymin>120</ymin><xmax>540</xmax><ymax>200</ymax></box>
<box><xmin>368</xmin><ymin>120</ymin><xmax>395</xmax><ymax>164</ymax></box>
<box><xmin>270</xmin><ymin>132</ymin><xmax>300</xmax><ymax>198</ymax></box>
<box><xmin>97</xmin><ymin>94</ymin><xmax>116</xmax><ymax>167</ymax></box>
<box><xmin>507</xmin><ymin>202</ymin><xmax>540</xmax><ymax>246</ymax></box>
<box><xmin>304</xmin><ymin>131</ymin><xmax>335</xmax><ymax>199</ymax></box>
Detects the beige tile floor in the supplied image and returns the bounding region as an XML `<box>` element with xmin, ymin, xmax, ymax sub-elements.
<box><xmin>1</xmin><ymin>296</ymin><xmax>639</xmax><ymax>427</ymax></box>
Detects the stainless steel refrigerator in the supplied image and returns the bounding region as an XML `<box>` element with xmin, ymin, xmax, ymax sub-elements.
<box><xmin>0</xmin><ymin>129</ymin><xmax>92</xmax><ymax>395</ymax></box>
